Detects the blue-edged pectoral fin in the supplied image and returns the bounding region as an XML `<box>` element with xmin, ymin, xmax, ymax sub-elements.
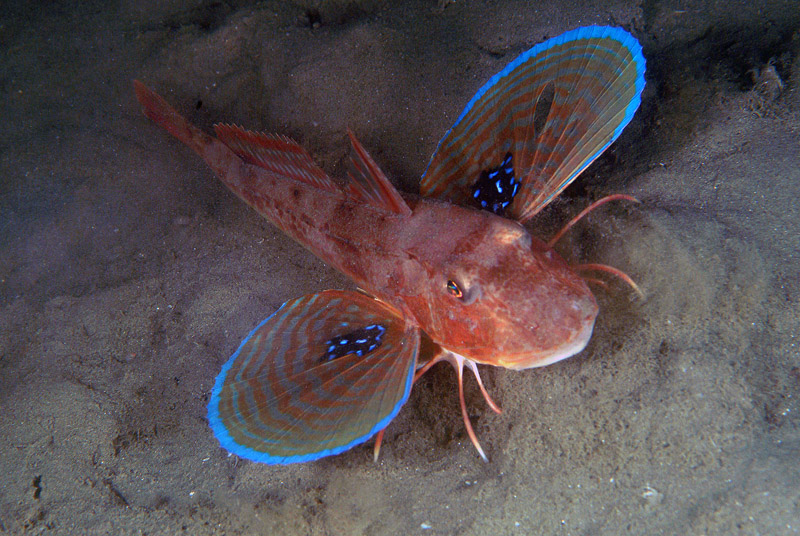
<box><xmin>207</xmin><ymin>290</ymin><xmax>419</xmax><ymax>464</ymax></box>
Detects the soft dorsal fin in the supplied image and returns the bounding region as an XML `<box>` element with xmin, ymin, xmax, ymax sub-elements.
<box><xmin>214</xmin><ymin>124</ymin><xmax>340</xmax><ymax>193</ymax></box>
<box><xmin>346</xmin><ymin>129</ymin><xmax>412</xmax><ymax>216</ymax></box>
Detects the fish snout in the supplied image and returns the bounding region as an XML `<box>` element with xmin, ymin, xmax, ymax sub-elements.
<box><xmin>497</xmin><ymin>276</ymin><xmax>598</xmax><ymax>370</ymax></box>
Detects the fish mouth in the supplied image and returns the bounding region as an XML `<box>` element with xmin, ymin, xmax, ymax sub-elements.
<box><xmin>495</xmin><ymin>315</ymin><xmax>597</xmax><ymax>371</ymax></box>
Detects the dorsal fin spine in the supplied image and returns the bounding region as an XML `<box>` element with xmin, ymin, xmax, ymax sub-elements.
<box><xmin>346</xmin><ymin>129</ymin><xmax>412</xmax><ymax>216</ymax></box>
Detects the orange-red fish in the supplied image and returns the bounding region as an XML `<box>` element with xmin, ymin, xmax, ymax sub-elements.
<box><xmin>135</xmin><ymin>25</ymin><xmax>645</xmax><ymax>464</ymax></box>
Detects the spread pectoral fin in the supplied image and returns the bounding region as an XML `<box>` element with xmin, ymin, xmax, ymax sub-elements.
<box><xmin>208</xmin><ymin>290</ymin><xmax>419</xmax><ymax>464</ymax></box>
<box><xmin>421</xmin><ymin>26</ymin><xmax>645</xmax><ymax>222</ymax></box>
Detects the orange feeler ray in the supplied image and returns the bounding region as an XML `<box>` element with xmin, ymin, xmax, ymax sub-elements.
<box><xmin>374</xmin><ymin>352</ymin><xmax>501</xmax><ymax>462</ymax></box>
<box><xmin>574</xmin><ymin>263</ymin><xmax>643</xmax><ymax>297</ymax></box>
<box><xmin>547</xmin><ymin>193</ymin><xmax>639</xmax><ymax>248</ymax></box>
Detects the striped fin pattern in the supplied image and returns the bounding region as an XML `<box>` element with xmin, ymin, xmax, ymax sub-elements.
<box><xmin>214</xmin><ymin>124</ymin><xmax>340</xmax><ymax>193</ymax></box>
<box><xmin>420</xmin><ymin>26</ymin><xmax>646</xmax><ymax>222</ymax></box>
<box><xmin>208</xmin><ymin>290</ymin><xmax>419</xmax><ymax>464</ymax></box>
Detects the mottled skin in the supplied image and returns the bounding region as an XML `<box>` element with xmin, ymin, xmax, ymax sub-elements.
<box><xmin>134</xmin><ymin>81</ymin><xmax>598</xmax><ymax>374</ymax></box>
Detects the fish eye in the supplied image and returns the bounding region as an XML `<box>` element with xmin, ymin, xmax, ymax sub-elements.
<box><xmin>446</xmin><ymin>279</ymin><xmax>463</xmax><ymax>299</ymax></box>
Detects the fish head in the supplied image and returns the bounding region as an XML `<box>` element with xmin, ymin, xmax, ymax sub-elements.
<box><xmin>409</xmin><ymin>216</ymin><xmax>598</xmax><ymax>370</ymax></box>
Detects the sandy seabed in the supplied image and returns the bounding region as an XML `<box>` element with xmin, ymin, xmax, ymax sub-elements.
<box><xmin>1</xmin><ymin>1</ymin><xmax>799</xmax><ymax>534</ymax></box>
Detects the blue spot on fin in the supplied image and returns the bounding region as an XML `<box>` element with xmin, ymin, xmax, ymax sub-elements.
<box><xmin>471</xmin><ymin>152</ymin><xmax>519</xmax><ymax>216</ymax></box>
<box><xmin>322</xmin><ymin>324</ymin><xmax>386</xmax><ymax>361</ymax></box>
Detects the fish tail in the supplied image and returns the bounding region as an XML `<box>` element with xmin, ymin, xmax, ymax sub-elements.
<box><xmin>133</xmin><ymin>80</ymin><xmax>238</xmax><ymax>179</ymax></box>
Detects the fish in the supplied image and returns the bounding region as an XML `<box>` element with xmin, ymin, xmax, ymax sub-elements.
<box><xmin>134</xmin><ymin>25</ymin><xmax>646</xmax><ymax>464</ymax></box>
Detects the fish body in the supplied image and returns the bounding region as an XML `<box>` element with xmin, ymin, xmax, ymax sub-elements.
<box><xmin>135</xmin><ymin>25</ymin><xmax>645</xmax><ymax>463</ymax></box>
<box><xmin>224</xmin><ymin>162</ymin><xmax>598</xmax><ymax>369</ymax></box>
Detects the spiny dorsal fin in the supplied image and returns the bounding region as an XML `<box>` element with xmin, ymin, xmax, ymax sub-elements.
<box><xmin>346</xmin><ymin>129</ymin><xmax>412</xmax><ymax>216</ymax></box>
<box><xmin>214</xmin><ymin>124</ymin><xmax>340</xmax><ymax>193</ymax></box>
